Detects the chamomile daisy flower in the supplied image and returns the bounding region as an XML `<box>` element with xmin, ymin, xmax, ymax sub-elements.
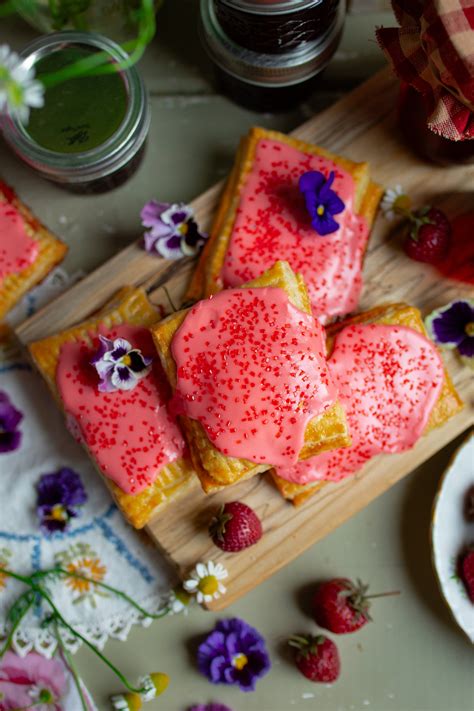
<box><xmin>0</xmin><ymin>44</ymin><xmax>44</xmax><ymax>124</ymax></box>
<box><xmin>381</xmin><ymin>185</ymin><xmax>412</xmax><ymax>220</ymax></box>
<box><xmin>167</xmin><ymin>585</ymin><xmax>192</xmax><ymax>615</ymax></box>
<box><xmin>184</xmin><ymin>561</ymin><xmax>228</xmax><ymax>604</ymax></box>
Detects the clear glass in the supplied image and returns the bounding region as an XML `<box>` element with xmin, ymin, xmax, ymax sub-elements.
<box><xmin>0</xmin><ymin>31</ymin><xmax>151</xmax><ymax>193</ymax></box>
<box><xmin>398</xmin><ymin>83</ymin><xmax>474</xmax><ymax>167</ymax></box>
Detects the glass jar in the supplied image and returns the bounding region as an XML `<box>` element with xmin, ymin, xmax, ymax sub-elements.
<box><xmin>398</xmin><ymin>83</ymin><xmax>474</xmax><ymax>167</ymax></box>
<box><xmin>200</xmin><ymin>0</ymin><xmax>346</xmax><ymax>112</ymax></box>
<box><xmin>0</xmin><ymin>32</ymin><xmax>151</xmax><ymax>193</ymax></box>
<box><xmin>214</xmin><ymin>0</ymin><xmax>340</xmax><ymax>54</ymax></box>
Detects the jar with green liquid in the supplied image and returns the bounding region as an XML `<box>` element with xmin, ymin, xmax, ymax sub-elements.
<box><xmin>0</xmin><ymin>32</ymin><xmax>150</xmax><ymax>193</ymax></box>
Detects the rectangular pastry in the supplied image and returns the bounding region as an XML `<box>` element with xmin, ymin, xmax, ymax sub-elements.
<box><xmin>187</xmin><ymin>127</ymin><xmax>383</xmax><ymax>323</ymax></box>
<box><xmin>29</xmin><ymin>287</ymin><xmax>196</xmax><ymax>529</ymax></box>
<box><xmin>152</xmin><ymin>260</ymin><xmax>351</xmax><ymax>494</ymax></box>
<box><xmin>0</xmin><ymin>180</ymin><xmax>67</xmax><ymax>320</ymax></box>
<box><xmin>272</xmin><ymin>303</ymin><xmax>464</xmax><ymax>505</ymax></box>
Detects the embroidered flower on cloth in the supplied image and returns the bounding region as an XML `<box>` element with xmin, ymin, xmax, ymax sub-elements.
<box><xmin>299</xmin><ymin>170</ymin><xmax>345</xmax><ymax>236</ymax></box>
<box><xmin>197</xmin><ymin>618</ymin><xmax>271</xmax><ymax>692</ymax></box>
<box><xmin>90</xmin><ymin>335</ymin><xmax>152</xmax><ymax>393</ymax></box>
<box><xmin>0</xmin><ymin>389</ymin><xmax>23</xmax><ymax>454</ymax></box>
<box><xmin>189</xmin><ymin>704</ymin><xmax>234</xmax><ymax>711</ymax></box>
<box><xmin>183</xmin><ymin>561</ymin><xmax>228</xmax><ymax>604</ymax></box>
<box><xmin>36</xmin><ymin>467</ymin><xmax>87</xmax><ymax>533</ymax></box>
<box><xmin>141</xmin><ymin>201</ymin><xmax>207</xmax><ymax>259</ymax></box>
<box><xmin>0</xmin><ymin>44</ymin><xmax>44</xmax><ymax>123</ymax></box>
<box><xmin>380</xmin><ymin>184</ymin><xmax>412</xmax><ymax>220</ymax></box>
<box><xmin>425</xmin><ymin>300</ymin><xmax>474</xmax><ymax>369</ymax></box>
<box><xmin>0</xmin><ymin>650</ymin><xmax>67</xmax><ymax>710</ymax></box>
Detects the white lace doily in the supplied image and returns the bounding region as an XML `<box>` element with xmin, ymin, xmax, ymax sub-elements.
<box><xmin>0</xmin><ymin>270</ymin><xmax>174</xmax><ymax>658</ymax></box>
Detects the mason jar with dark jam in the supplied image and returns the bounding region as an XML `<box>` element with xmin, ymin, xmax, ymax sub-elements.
<box><xmin>200</xmin><ymin>0</ymin><xmax>346</xmax><ymax>112</ymax></box>
<box><xmin>0</xmin><ymin>32</ymin><xmax>150</xmax><ymax>193</ymax></box>
<box><xmin>398</xmin><ymin>83</ymin><xmax>474</xmax><ymax>167</ymax></box>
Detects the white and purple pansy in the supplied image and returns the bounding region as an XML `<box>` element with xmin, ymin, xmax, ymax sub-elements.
<box><xmin>141</xmin><ymin>200</ymin><xmax>207</xmax><ymax>259</ymax></box>
<box><xmin>90</xmin><ymin>335</ymin><xmax>152</xmax><ymax>393</ymax></box>
<box><xmin>425</xmin><ymin>299</ymin><xmax>474</xmax><ymax>369</ymax></box>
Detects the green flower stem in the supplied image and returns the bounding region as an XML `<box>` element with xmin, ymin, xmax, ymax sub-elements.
<box><xmin>49</xmin><ymin>567</ymin><xmax>171</xmax><ymax>619</ymax></box>
<box><xmin>55</xmin><ymin>621</ymin><xmax>89</xmax><ymax>711</ymax></box>
<box><xmin>0</xmin><ymin>567</ymin><xmax>172</xmax><ymax>695</ymax></box>
<box><xmin>37</xmin><ymin>586</ymin><xmax>146</xmax><ymax>694</ymax></box>
<box><xmin>38</xmin><ymin>0</ymin><xmax>156</xmax><ymax>89</ymax></box>
<box><xmin>0</xmin><ymin>590</ymin><xmax>34</xmax><ymax>658</ymax></box>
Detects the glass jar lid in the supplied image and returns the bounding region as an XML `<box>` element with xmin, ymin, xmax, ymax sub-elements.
<box><xmin>216</xmin><ymin>0</ymin><xmax>326</xmax><ymax>15</ymax></box>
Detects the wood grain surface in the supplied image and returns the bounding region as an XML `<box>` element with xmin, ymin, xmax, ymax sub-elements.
<box><xmin>15</xmin><ymin>68</ymin><xmax>474</xmax><ymax>610</ymax></box>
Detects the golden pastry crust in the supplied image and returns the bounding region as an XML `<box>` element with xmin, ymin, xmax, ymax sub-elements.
<box><xmin>29</xmin><ymin>287</ymin><xmax>196</xmax><ymax>529</ymax></box>
<box><xmin>187</xmin><ymin>126</ymin><xmax>383</xmax><ymax>303</ymax></box>
<box><xmin>272</xmin><ymin>302</ymin><xmax>464</xmax><ymax>506</ymax></box>
<box><xmin>153</xmin><ymin>261</ymin><xmax>351</xmax><ymax>493</ymax></box>
<box><xmin>0</xmin><ymin>181</ymin><xmax>68</xmax><ymax>320</ymax></box>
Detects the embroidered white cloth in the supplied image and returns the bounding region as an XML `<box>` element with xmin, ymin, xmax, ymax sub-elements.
<box><xmin>0</xmin><ymin>271</ymin><xmax>174</xmax><ymax>658</ymax></box>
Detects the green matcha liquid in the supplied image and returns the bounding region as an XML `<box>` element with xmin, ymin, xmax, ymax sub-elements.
<box><xmin>27</xmin><ymin>46</ymin><xmax>128</xmax><ymax>154</ymax></box>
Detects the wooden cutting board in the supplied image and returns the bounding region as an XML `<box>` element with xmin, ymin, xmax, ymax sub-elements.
<box><xmin>15</xmin><ymin>68</ymin><xmax>474</xmax><ymax>610</ymax></box>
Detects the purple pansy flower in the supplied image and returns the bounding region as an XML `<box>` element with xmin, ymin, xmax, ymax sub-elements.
<box><xmin>197</xmin><ymin>618</ymin><xmax>271</xmax><ymax>693</ymax></box>
<box><xmin>299</xmin><ymin>170</ymin><xmax>345</xmax><ymax>236</ymax></box>
<box><xmin>90</xmin><ymin>335</ymin><xmax>152</xmax><ymax>393</ymax></box>
<box><xmin>37</xmin><ymin>467</ymin><xmax>87</xmax><ymax>533</ymax></box>
<box><xmin>426</xmin><ymin>300</ymin><xmax>474</xmax><ymax>367</ymax></box>
<box><xmin>189</xmin><ymin>704</ymin><xmax>233</xmax><ymax>711</ymax></box>
<box><xmin>141</xmin><ymin>201</ymin><xmax>207</xmax><ymax>259</ymax></box>
<box><xmin>0</xmin><ymin>390</ymin><xmax>23</xmax><ymax>454</ymax></box>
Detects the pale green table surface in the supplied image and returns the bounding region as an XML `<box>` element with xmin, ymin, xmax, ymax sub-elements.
<box><xmin>1</xmin><ymin>3</ymin><xmax>473</xmax><ymax>710</ymax></box>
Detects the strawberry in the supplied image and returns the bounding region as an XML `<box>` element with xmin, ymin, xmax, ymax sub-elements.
<box><xmin>312</xmin><ymin>578</ymin><xmax>400</xmax><ymax>634</ymax></box>
<box><xmin>209</xmin><ymin>501</ymin><xmax>262</xmax><ymax>552</ymax></box>
<box><xmin>459</xmin><ymin>546</ymin><xmax>474</xmax><ymax>603</ymax></box>
<box><xmin>288</xmin><ymin>634</ymin><xmax>340</xmax><ymax>683</ymax></box>
<box><xmin>404</xmin><ymin>207</ymin><xmax>451</xmax><ymax>264</ymax></box>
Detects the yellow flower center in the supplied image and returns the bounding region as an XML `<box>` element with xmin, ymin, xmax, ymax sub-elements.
<box><xmin>232</xmin><ymin>653</ymin><xmax>248</xmax><ymax>670</ymax></box>
<box><xmin>393</xmin><ymin>194</ymin><xmax>411</xmax><ymax>212</ymax></box>
<box><xmin>179</xmin><ymin>222</ymin><xmax>189</xmax><ymax>236</ymax></box>
<box><xmin>49</xmin><ymin>504</ymin><xmax>67</xmax><ymax>522</ymax></box>
<box><xmin>316</xmin><ymin>205</ymin><xmax>325</xmax><ymax>216</ymax></box>
<box><xmin>465</xmin><ymin>322</ymin><xmax>474</xmax><ymax>337</ymax></box>
<box><xmin>121</xmin><ymin>354</ymin><xmax>132</xmax><ymax>366</ymax></box>
<box><xmin>198</xmin><ymin>575</ymin><xmax>218</xmax><ymax>596</ymax></box>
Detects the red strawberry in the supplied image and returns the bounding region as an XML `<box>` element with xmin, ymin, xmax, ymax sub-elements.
<box><xmin>404</xmin><ymin>207</ymin><xmax>451</xmax><ymax>263</ymax></box>
<box><xmin>209</xmin><ymin>501</ymin><xmax>262</xmax><ymax>552</ymax></box>
<box><xmin>459</xmin><ymin>546</ymin><xmax>474</xmax><ymax>603</ymax></box>
<box><xmin>312</xmin><ymin>578</ymin><xmax>400</xmax><ymax>634</ymax></box>
<box><xmin>288</xmin><ymin>634</ymin><xmax>340</xmax><ymax>683</ymax></box>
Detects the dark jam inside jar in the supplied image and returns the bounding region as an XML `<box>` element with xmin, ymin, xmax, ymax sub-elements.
<box><xmin>62</xmin><ymin>141</ymin><xmax>147</xmax><ymax>194</ymax></box>
<box><xmin>28</xmin><ymin>47</ymin><xmax>128</xmax><ymax>154</ymax></box>
<box><xmin>398</xmin><ymin>83</ymin><xmax>474</xmax><ymax>166</ymax></box>
<box><xmin>214</xmin><ymin>0</ymin><xmax>339</xmax><ymax>54</ymax></box>
<box><xmin>212</xmin><ymin>63</ymin><xmax>325</xmax><ymax>111</ymax></box>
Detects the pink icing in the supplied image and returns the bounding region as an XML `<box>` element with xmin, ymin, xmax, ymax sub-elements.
<box><xmin>170</xmin><ymin>287</ymin><xmax>338</xmax><ymax>466</ymax></box>
<box><xmin>0</xmin><ymin>201</ymin><xmax>39</xmax><ymax>281</ymax></box>
<box><xmin>56</xmin><ymin>325</ymin><xmax>185</xmax><ymax>495</ymax></box>
<box><xmin>276</xmin><ymin>323</ymin><xmax>444</xmax><ymax>485</ymax></box>
<box><xmin>221</xmin><ymin>138</ymin><xmax>369</xmax><ymax>324</ymax></box>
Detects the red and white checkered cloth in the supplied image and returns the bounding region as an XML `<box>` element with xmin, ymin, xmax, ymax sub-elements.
<box><xmin>376</xmin><ymin>1</ymin><xmax>474</xmax><ymax>141</ymax></box>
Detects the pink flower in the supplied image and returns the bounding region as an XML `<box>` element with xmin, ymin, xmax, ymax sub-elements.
<box><xmin>0</xmin><ymin>651</ymin><xmax>67</xmax><ymax>710</ymax></box>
